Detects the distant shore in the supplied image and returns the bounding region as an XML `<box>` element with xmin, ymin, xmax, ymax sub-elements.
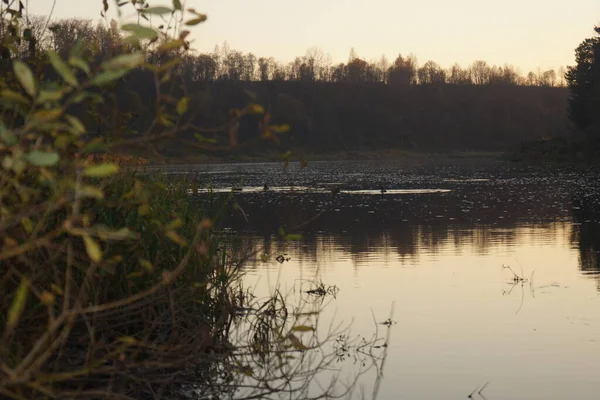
<box><xmin>128</xmin><ymin>149</ymin><xmax>506</xmax><ymax>167</ymax></box>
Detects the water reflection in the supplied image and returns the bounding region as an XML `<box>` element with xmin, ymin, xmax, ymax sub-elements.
<box><xmin>178</xmin><ymin>161</ymin><xmax>600</xmax><ymax>399</ymax></box>
<box><xmin>203</xmin><ymin>178</ymin><xmax>600</xmax><ymax>285</ymax></box>
<box><xmin>571</xmin><ymin>188</ymin><xmax>600</xmax><ymax>279</ymax></box>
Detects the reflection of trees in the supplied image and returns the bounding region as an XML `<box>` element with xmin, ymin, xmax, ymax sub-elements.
<box><xmin>571</xmin><ymin>189</ymin><xmax>600</xmax><ymax>276</ymax></box>
<box><xmin>208</xmin><ymin>183</ymin><xmax>575</xmax><ymax>267</ymax></box>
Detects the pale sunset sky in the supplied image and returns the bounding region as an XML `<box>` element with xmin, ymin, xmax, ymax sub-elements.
<box><xmin>30</xmin><ymin>0</ymin><xmax>600</xmax><ymax>72</ymax></box>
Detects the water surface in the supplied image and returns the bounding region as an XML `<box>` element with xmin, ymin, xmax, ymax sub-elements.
<box><xmin>163</xmin><ymin>160</ymin><xmax>600</xmax><ymax>400</ymax></box>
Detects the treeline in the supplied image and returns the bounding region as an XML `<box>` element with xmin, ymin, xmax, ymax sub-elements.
<box><xmin>2</xmin><ymin>16</ymin><xmax>566</xmax><ymax>87</ymax></box>
<box><xmin>0</xmin><ymin>16</ymin><xmax>571</xmax><ymax>156</ymax></box>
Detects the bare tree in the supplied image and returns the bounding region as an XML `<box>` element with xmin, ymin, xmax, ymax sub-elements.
<box><xmin>557</xmin><ymin>66</ymin><xmax>567</xmax><ymax>87</ymax></box>
<box><xmin>540</xmin><ymin>69</ymin><xmax>557</xmax><ymax>87</ymax></box>
<box><xmin>447</xmin><ymin>63</ymin><xmax>472</xmax><ymax>84</ymax></box>
<box><xmin>377</xmin><ymin>55</ymin><xmax>390</xmax><ymax>83</ymax></box>
<box><xmin>469</xmin><ymin>60</ymin><xmax>490</xmax><ymax>85</ymax></box>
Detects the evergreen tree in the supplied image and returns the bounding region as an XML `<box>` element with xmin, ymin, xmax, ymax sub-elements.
<box><xmin>565</xmin><ymin>26</ymin><xmax>600</xmax><ymax>134</ymax></box>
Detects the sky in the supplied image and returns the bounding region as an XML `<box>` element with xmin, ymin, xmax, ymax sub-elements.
<box><xmin>29</xmin><ymin>0</ymin><xmax>600</xmax><ymax>72</ymax></box>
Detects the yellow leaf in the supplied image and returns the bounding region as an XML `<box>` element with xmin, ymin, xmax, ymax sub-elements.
<box><xmin>51</xmin><ymin>284</ymin><xmax>64</xmax><ymax>296</ymax></box>
<box><xmin>13</xmin><ymin>60</ymin><xmax>36</xmax><ymax>97</ymax></box>
<box><xmin>139</xmin><ymin>258</ymin><xmax>153</xmax><ymax>273</ymax></box>
<box><xmin>271</xmin><ymin>124</ymin><xmax>291</xmax><ymax>134</ymax></box>
<box><xmin>40</xmin><ymin>291</ymin><xmax>56</xmax><ymax>306</ymax></box>
<box><xmin>247</xmin><ymin>103</ymin><xmax>264</xmax><ymax>114</ymax></box>
<box><xmin>6</xmin><ymin>277</ymin><xmax>29</xmax><ymax>333</ymax></box>
<box><xmin>166</xmin><ymin>230</ymin><xmax>188</xmax><ymax>247</ymax></box>
<box><xmin>137</xmin><ymin>204</ymin><xmax>151</xmax><ymax>216</ymax></box>
<box><xmin>21</xmin><ymin>217</ymin><xmax>33</xmax><ymax>233</ymax></box>
<box><xmin>33</xmin><ymin>109</ymin><xmax>63</xmax><ymax>122</ymax></box>
<box><xmin>165</xmin><ymin>218</ymin><xmax>183</xmax><ymax>230</ymax></box>
<box><xmin>118</xmin><ymin>336</ymin><xmax>138</xmax><ymax>345</ymax></box>
<box><xmin>79</xmin><ymin>185</ymin><xmax>104</xmax><ymax>199</ymax></box>
<box><xmin>3</xmin><ymin>236</ymin><xmax>17</xmax><ymax>247</ymax></box>
<box><xmin>83</xmin><ymin>163</ymin><xmax>119</xmax><ymax>178</ymax></box>
<box><xmin>176</xmin><ymin>97</ymin><xmax>189</xmax><ymax>115</ymax></box>
<box><xmin>83</xmin><ymin>235</ymin><xmax>102</xmax><ymax>262</ymax></box>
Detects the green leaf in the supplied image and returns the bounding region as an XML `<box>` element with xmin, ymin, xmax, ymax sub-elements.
<box><xmin>176</xmin><ymin>96</ymin><xmax>189</xmax><ymax>115</ymax></box>
<box><xmin>287</xmin><ymin>333</ymin><xmax>307</xmax><ymax>351</ymax></box>
<box><xmin>68</xmin><ymin>56</ymin><xmax>91</xmax><ymax>75</ymax></box>
<box><xmin>285</xmin><ymin>234</ymin><xmax>303</xmax><ymax>241</ymax></box>
<box><xmin>141</xmin><ymin>6</ymin><xmax>173</xmax><ymax>15</ymax></box>
<box><xmin>0</xmin><ymin>122</ymin><xmax>17</xmax><ymax>145</ymax></box>
<box><xmin>194</xmin><ymin>133</ymin><xmax>217</xmax><ymax>144</ymax></box>
<box><xmin>48</xmin><ymin>50</ymin><xmax>78</xmax><ymax>87</ymax></box>
<box><xmin>102</xmin><ymin>53</ymin><xmax>144</xmax><ymax>70</ymax></box>
<box><xmin>24</xmin><ymin>151</ymin><xmax>60</xmax><ymax>167</ymax></box>
<box><xmin>83</xmin><ymin>235</ymin><xmax>102</xmax><ymax>262</ymax></box>
<box><xmin>6</xmin><ymin>277</ymin><xmax>29</xmax><ymax>333</ymax></box>
<box><xmin>185</xmin><ymin>15</ymin><xmax>207</xmax><ymax>26</ymax></box>
<box><xmin>65</xmin><ymin>115</ymin><xmax>86</xmax><ymax>135</ymax></box>
<box><xmin>83</xmin><ymin>163</ymin><xmax>119</xmax><ymax>177</ymax></box>
<box><xmin>121</xmin><ymin>24</ymin><xmax>158</xmax><ymax>40</ymax></box>
<box><xmin>291</xmin><ymin>325</ymin><xmax>314</xmax><ymax>332</ymax></box>
<box><xmin>95</xmin><ymin>226</ymin><xmax>138</xmax><ymax>240</ymax></box>
<box><xmin>12</xmin><ymin>60</ymin><xmax>36</xmax><ymax>97</ymax></box>
<box><xmin>89</xmin><ymin>69</ymin><xmax>130</xmax><ymax>86</ymax></box>
<box><xmin>157</xmin><ymin>39</ymin><xmax>185</xmax><ymax>52</ymax></box>
<box><xmin>36</xmin><ymin>89</ymin><xmax>65</xmax><ymax>104</ymax></box>
<box><xmin>173</xmin><ymin>0</ymin><xmax>182</xmax><ymax>10</ymax></box>
<box><xmin>1</xmin><ymin>89</ymin><xmax>29</xmax><ymax>105</ymax></box>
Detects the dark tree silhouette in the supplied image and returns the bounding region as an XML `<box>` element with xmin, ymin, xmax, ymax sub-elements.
<box><xmin>566</xmin><ymin>26</ymin><xmax>600</xmax><ymax>134</ymax></box>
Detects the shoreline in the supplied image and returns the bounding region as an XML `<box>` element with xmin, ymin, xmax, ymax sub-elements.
<box><xmin>126</xmin><ymin>149</ymin><xmax>506</xmax><ymax>168</ymax></box>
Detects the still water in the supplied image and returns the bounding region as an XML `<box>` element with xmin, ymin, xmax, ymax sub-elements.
<box><xmin>160</xmin><ymin>160</ymin><xmax>600</xmax><ymax>400</ymax></box>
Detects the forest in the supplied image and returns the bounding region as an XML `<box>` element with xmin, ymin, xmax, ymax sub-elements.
<box><xmin>0</xmin><ymin>15</ymin><xmax>575</xmax><ymax>158</ymax></box>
